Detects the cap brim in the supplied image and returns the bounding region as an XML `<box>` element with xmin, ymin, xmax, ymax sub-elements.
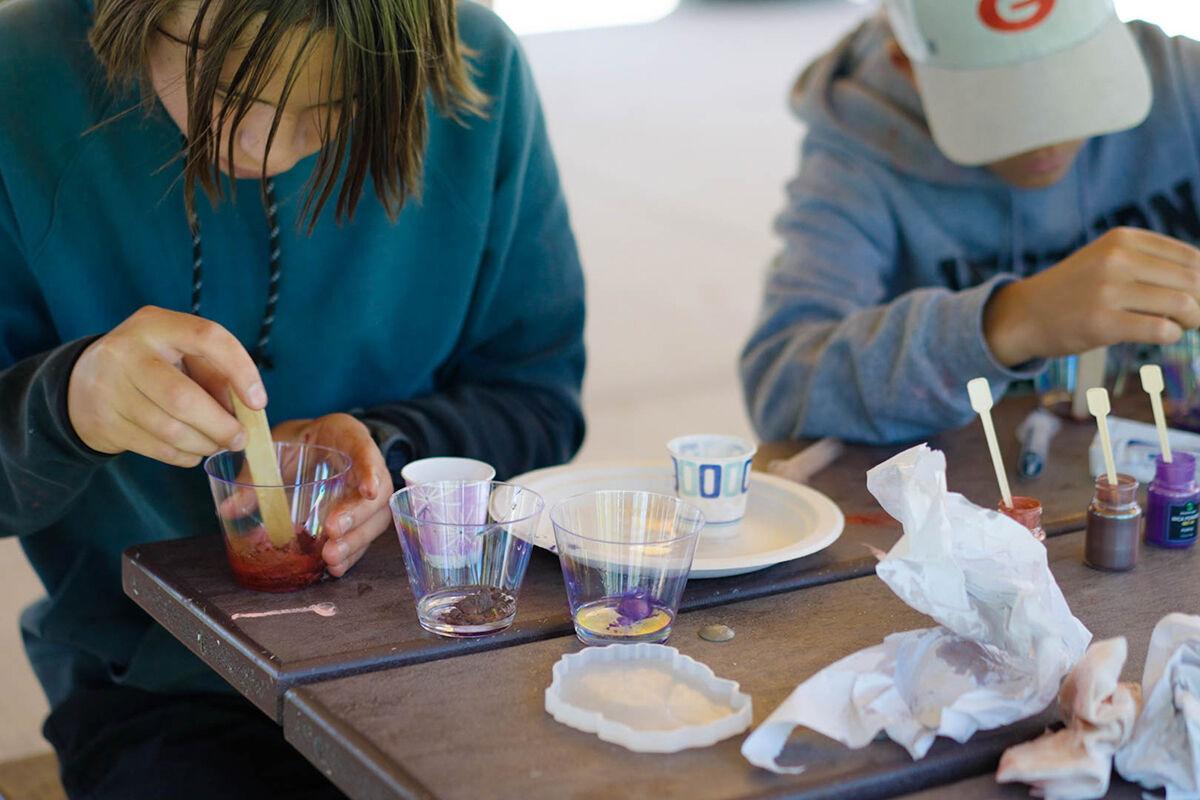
<box><xmin>913</xmin><ymin>16</ymin><xmax>1152</xmax><ymax>166</ymax></box>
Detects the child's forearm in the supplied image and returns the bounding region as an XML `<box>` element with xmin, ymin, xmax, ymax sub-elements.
<box><xmin>0</xmin><ymin>336</ymin><xmax>115</xmax><ymax>537</ymax></box>
<box><xmin>741</xmin><ymin>277</ymin><xmax>1044</xmax><ymax>445</ymax></box>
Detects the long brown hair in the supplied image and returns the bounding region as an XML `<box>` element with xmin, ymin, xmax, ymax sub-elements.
<box><xmin>89</xmin><ymin>0</ymin><xmax>487</xmax><ymax>230</ymax></box>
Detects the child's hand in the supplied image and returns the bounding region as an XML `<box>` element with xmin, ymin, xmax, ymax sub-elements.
<box><xmin>67</xmin><ymin>306</ymin><xmax>264</xmax><ymax>466</ymax></box>
<box><xmin>984</xmin><ymin>227</ymin><xmax>1200</xmax><ymax>366</ymax></box>
<box><xmin>271</xmin><ymin>414</ymin><xmax>393</xmax><ymax>577</ymax></box>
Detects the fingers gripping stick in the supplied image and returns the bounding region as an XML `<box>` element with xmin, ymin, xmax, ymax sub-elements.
<box><xmin>230</xmin><ymin>392</ymin><xmax>294</xmax><ymax>548</ymax></box>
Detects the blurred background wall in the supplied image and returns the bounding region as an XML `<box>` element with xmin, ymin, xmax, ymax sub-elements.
<box><xmin>3</xmin><ymin>0</ymin><xmax>1200</xmax><ymax>765</ymax></box>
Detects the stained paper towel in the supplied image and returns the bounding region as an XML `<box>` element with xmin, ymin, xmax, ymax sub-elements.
<box><xmin>997</xmin><ymin>637</ymin><xmax>1141</xmax><ymax>800</ymax></box>
<box><xmin>1115</xmin><ymin>613</ymin><xmax>1200</xmax><ymax>799</ymax></box>
<box><xmin>742</xmin><ymin>445</ymin><xmax>1091</xmax><ymax>772</ymax></box>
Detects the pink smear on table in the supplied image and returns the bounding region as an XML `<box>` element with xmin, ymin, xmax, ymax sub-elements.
<box><xmin>844</xmin><ymin>511</ymin><xmax>899</xmax><ymax>527</ymax></box>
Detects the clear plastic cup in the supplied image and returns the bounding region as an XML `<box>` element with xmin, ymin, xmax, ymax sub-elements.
<box><xmin>550</xmin><ymin>491</ymin><xmax>705</xmax><ymax>646</ymax></box>
<box><xmin>389</xmin><ymin>481</ymin><xmax>544</xmax><ymax>637</ymax></box>
<box><xmin>204</xmin><ymin>443</ymin><xmax>351</xmax><ymax>592</ymax></box>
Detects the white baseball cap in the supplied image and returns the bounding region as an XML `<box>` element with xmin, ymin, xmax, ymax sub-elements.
<box><xmin>885</xmin><ymin>0</ymin><xmax>1152</xmax><ymax>166</ymax></box>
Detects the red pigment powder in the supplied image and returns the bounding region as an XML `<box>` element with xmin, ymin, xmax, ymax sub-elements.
<box><xmin>223</xmin><ymin>524</ymin><xmax>326</xmax><ymax>593</ymax></box>
<box><xmin>844</xmin><ymin>511</ymin><xmax>899</xmax><ymax>527</ymax></box>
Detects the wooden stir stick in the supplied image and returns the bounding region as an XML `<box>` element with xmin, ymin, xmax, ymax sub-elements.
<box><xmin>230</xmin><ymin>392</ymin><xmax>294</xmax><ymax>548</ymax></box>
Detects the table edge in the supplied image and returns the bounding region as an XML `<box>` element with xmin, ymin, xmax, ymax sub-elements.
<box><xmin>284</xmin><ymin>687</ymin><xmax>437</xmax><ymax>800</ymax></box>
<box><xmin>122</xmin><ymin>544</ymin><xmax>284</xmax><ymax>718</ymax></box>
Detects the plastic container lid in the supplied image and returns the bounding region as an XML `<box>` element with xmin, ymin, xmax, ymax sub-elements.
<box><xmin>544</xmin><ymin>643</ymin><xmax>753</xmax><ymax>753</ymax></box>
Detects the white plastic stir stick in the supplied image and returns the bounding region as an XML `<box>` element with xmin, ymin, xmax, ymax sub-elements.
<box><xmin>1072</xmin><ymin>346</ymin><xmax>1108</xmax><ymax>419</ymax></box>
<box><xmin>967</xmin><ymin>377</ymin><xmax>1013</xmax><ymax>509</ymax></box>
<box><xmin>1087</xmin><ymin>387</ymin><xmax>1119</xmax><ymax>486</ymax></box>
<box><xmin>767</xmin><ymin>437</ymin><xmax>844</xmax><ymax>484</ymax></box>
<box><xmin>1139</xmin><ymin>364</ymin><xmax>1173</xmax><ymax>463</ymax></box>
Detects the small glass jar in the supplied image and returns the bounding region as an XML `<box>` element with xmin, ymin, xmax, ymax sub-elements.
<box><xmin>1085</xmin><ymin>474</ymin><xmax>1142</xmax><ymax>572</ymax></box>
<box><xmin>1000</xmin><ymin>496</ymin><xmax>1045</xmax><ymax>541</ymax></box>
<box><xmin>1145</xmin><ymin>453</ymin><xmax>1199</xmax><ymax>549</ymax></box>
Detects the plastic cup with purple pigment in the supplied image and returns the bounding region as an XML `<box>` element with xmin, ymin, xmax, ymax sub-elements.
<box><xmin>550</xmin><ymin>490</ymin><xmax>705</xmax><ymax>646</ymax></box>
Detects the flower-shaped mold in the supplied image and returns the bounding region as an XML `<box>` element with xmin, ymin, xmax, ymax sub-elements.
<box><xmin>544</xmin><ymin>643</ymin><xmax>753</xmax><ymax>753</ymax></box>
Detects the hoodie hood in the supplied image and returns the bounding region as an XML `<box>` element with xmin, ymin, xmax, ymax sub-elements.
<box><xmin>792</xmin><ymin>12</ymin><xmax>996</xmax><ymax>188</ymax></box>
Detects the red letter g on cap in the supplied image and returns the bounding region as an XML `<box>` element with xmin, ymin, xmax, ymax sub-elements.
<box><xmin>979</xmin><ymin>0</ymin><xmax>1055</xmax><ymax>32</ymax></box>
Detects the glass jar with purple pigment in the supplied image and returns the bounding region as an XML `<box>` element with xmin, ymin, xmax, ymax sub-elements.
<box><xmin>1145</xmin><ymin>452</ymin><xmax>1199</xmax><ymax>550</ymax></box>
<box><xmin>1085</xmin><ymin>474</ymin><xmax>1142</xmax><ymax>572</ymax></box>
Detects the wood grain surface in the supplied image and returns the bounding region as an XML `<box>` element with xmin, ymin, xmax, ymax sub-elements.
<box><xmin>282</xmin><ymin>532</ymin><xmax>1200</xmax><ymax>800</ymax></box>
<box><xmin>899</xmin><ymin>771</ymin><xmax>1145</xmax><ymax>799</ymax></box>
<box><xmin>121</xmin><ymin>519</ymin><xmax>897</xmax><ymax>720</ymax></box>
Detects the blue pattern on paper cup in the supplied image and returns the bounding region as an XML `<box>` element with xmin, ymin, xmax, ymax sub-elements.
<box><xmin>673</xmin><ymin>458</ymin><xmax>754</xmax><ymax>500</ymax></box>
<box><xmin>668</xmin><ymin>435</ymin><xmax>758</xmax><ymax>525</ymax></box>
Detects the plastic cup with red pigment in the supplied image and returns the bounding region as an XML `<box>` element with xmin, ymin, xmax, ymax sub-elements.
<box><xmin>204</xmin><ymin>443</ymin><xmax>351</xmax><ymax>592</ymax></box>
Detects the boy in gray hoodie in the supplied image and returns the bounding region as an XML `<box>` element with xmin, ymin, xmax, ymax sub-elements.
<box><xmin>742</xmin><ymin>0</ymin><xmax>1200</xmax><ymax>444</ymax></box>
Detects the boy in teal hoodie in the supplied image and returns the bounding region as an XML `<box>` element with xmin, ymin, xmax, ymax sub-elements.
<box><xmin>742</xmin><ymin>0</ymin><xmax>1200</xmax><ymax>444</ymax></box>
<box><xmin>0</xmin><ymin>1</ymin><xmax>585</xmax><ymax>796</ymax></box>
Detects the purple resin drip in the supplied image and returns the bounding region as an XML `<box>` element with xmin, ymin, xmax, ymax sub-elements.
<box><xmin>615</xmin><ymin>589</ymin><xmax>655</xmax><ymax>624</ymax></box>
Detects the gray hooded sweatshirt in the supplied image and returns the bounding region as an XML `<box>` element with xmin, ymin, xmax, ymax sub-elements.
<box><xmin>741</xmin><ymin>14</ymin><xmax>1200</xmax><ymax>444</ymax></box>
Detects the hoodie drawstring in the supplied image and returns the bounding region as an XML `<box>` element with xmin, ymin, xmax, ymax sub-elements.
<box><xmin>186</xmin><ymin>180</ymin><xmax>283</xmax><ymax>371</ymax></box>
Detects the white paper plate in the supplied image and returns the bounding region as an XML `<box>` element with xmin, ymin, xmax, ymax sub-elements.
<box><xmin>511</xmin><ymin>461</ymin><xmax>844</xmax><ymax>579</ymax></box>
<box><xmin>544</xmin><ymin>643</ymin><xmax>752</xmax><ymax>753</ymax></box>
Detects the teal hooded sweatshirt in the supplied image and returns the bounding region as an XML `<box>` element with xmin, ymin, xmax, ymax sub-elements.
<box><xmin>0</xmin><ymin>0</ymin><xmax>585</xmax><ymax>709</ymax></box>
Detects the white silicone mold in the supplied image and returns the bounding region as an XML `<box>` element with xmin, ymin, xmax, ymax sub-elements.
<box><xmin>544</xmin><ymin>643</ymin><xmax>753</xmax><ymax>753</ymax></box>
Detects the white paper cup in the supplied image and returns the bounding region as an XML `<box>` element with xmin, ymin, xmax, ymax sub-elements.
<box><xmin>400</xmin><ymin>459</ymin><xmax>496</xmax><ymax>569</ymax></box>
<box><xmin>667</xmin><ymin>435</ymin><xmax>757</xmax><ymax>527</ymax></box>
<box><xmin>401</xmin><ymin>457</ymin><xmax>496</xmax><ymax>486</ymax></box>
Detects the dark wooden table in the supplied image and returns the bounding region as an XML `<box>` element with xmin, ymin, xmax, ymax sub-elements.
<box><xmin>281</xmin><ymin>532</ymin><xmax>1200</xmax><ymax>800</ymax></box>
<box><xmin>900</xmin><ymin>771</ymin><xmax>1145</xmax><ymax>799</ymax></box>
<box><xmin>122</xmin><ymin>522</ymin><xmax>899</xmax><ymax>721</ymax></box>
<box><xmin>121</xmin><ymin>394</ymin><xmax>1117</xmax><ymax>720</ymax></box>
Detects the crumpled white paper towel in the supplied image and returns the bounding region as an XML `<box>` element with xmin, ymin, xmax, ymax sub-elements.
<box><xmin>996</xmin><ymin>637</ymin><xmax>1141</xmax><ymax>800</ymax></box>
<box><xmin>1115</xmin><ymin>613</ymin><xmax>1200</xmax><ymax>799</ymax></box>
<box><xmin>741</xmin><ymin>445</ymin><xmax>1091</xmax><ymax>773</ymax></box>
